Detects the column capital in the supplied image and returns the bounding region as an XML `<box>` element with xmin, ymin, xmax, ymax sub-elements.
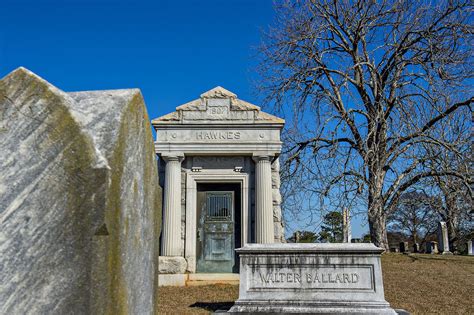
<box><xmin>161</xmin><ymin>153</ymin><xmax>185</xmax><ymax>163</ymax></box>
<box><xmin>252</xmin><ymin>154</ymin><xmax>273</xmax><ymax>163</ymax></box>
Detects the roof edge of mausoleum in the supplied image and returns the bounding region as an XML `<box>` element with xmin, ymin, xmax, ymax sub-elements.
<box><xmin>151</xmin><ymin>86</ymin><xmax>284</xmax><ymax>126</ymax></box>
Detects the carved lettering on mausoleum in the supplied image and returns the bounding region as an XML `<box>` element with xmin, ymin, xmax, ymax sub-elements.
<box><xmin>196</xmin><ymin>131</ymin><xmax>241</xmax><ymax>140</ymax></box>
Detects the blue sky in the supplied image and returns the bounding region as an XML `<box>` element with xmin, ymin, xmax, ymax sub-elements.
<box><xmin>0</xmin><ymin>0</ymin><xmax>368</xmax><ymax>238</ymax></box>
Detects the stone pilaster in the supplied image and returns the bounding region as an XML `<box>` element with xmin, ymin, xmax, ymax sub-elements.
<box><xmin>254</xmin><ymin>155</ymin><xmax>274</xmax><ymax>243</ymax></box>
<box><xmin>271</xmin><ymin>157</ymin><xmax>284</xmax><ymax>242</ymax></box>
<box><xmin>161</xmin><ymin>155</ymin><xmax>184</xmax><ymax>256</ymax></box>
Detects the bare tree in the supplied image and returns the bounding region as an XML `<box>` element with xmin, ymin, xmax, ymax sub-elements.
<box><xmin>423</xmin><ymin>120</ymin><xmax>473</xmax><ymax>252</ymax></box>
<box><xmin>259</xmin><ymin>0</ymin><xmax>473</xmax><ymax>249</ymax></box>
<box><xmin>387</xmin><ymin>190</ymin><xmax>438</xmax><ymax>245</ymax></box>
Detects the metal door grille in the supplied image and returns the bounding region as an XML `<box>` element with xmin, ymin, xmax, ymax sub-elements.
<box><xmin>207</xmin><ymin>193</ymin><xmax>232</xmax><ymax>220</ymax></box>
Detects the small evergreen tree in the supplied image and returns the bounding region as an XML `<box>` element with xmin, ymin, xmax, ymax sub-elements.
<box><xmin>318</xmin><ymin>211</ymin><xmax>343</xmax><ymax>243</ymax></box>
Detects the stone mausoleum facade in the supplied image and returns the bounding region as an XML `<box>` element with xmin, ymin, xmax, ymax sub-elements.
<box><xmin>152</xmin><ymin>87</ymin><xmax>285</xmax><ymax>285</ymax></box>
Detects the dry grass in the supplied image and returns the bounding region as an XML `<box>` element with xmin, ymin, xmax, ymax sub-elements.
<box><xmin>157</xmin><ymin>254</ymin><xmax>473</xmax><ymax>314</ymax></box>
<box><xmin>382</xmin><ymin>254</ymin><xmax>473</xmax><ymax>314</ymax></box>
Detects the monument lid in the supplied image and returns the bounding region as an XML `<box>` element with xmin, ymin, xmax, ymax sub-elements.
<box><xmin>236</xmin><ymin>243</ymin><xmax>384</xmax><ymax>254</ymax></box>
<box><xmin>151</xmin><ymin>86</ymin><xmax>284</xmax><ymax>126</ymax></box>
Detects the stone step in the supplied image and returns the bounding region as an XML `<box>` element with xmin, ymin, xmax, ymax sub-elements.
<box><xmin>159</xmin><ymin>273</ymin><xmax>240</xmax><ymax>287</ymax></box>
<box><xmin>187</xmin><ymin>273</ymin><xmax>239</xmax><ymax>286</ymax></box>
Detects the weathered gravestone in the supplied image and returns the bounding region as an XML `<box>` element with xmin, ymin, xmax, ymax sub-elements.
<box><xmin>468</xmin><ymin>240</ymin><xmax>473</xmax><ymax>256</ymax></box>
<box><xmin>437</xmin><ymin>222</ymin><xmax>453</xmax><ymax>255</ymax></box>
<box><xmin>399</xmin><ymin>242</ymin><xmax>410</xmax><ymax>254</ymax></box>
<box><xmin>228</xmin><ymin>244</ymin><xmax>399</xmax><ymax>314</ymax></box>
<box><xmin>0</xmin><ymin>68</ymin><xmax>161</xmax><ymax>314</ymax></box>
<box><xmin>413</xmin><ymin>243</ymin><xmax>420</xmax><ymax>253</ymax></box>
<box><xmin>426</xmin><ymin>241</ymin><xmax>438</xmax><ymax>254</ymax></box>
<box><xmin>390</xmin><ymin>247</ymin><xmax>399</xmax><ymax>253</ymax></box>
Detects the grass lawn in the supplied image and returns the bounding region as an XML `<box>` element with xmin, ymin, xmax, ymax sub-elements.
<box><xmin>158</xmin><ymin>253</ymin><xmax>473</xmax><ymax>314</ymax></box>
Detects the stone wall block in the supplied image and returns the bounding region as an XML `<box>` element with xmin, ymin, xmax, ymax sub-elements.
<box><xmin>272</xmin><ymin>188</ymin><xmax>282</xmax><ymax>205</ymax></box>
<box><xmin>158</xmin><ymin>257</ymin><xmax>187</xmax><ymax>274</ymax></box>
<box><xmin>273</xmin><ymin>205</ymin><xmax>282</xmax><ymax>222</ymax></box>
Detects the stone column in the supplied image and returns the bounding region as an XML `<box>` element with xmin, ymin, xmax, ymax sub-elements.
<box><xmin>437</xmin><ymin>221</ymin><xmax>453</xmax><ymax>255</ymax></box>
<box><xmin>254</xmin><ymin>155</ymin><xmax>274</xmax><ymax>243</ymax></box>
<box><xmin>161</xmin><ymin>155</ymin><xmax>183</xmax><ymax>256</ymax></box>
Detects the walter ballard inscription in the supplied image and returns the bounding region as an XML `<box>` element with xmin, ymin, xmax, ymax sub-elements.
<box><xmin>259</xmin><ymin>271</ymin><xmax>360</xmax><ymax>285</ymax></box>
<box><xmin>248</xmin><ymin>264</ymin><xmax>374</xmax><ymax>291</ymax></box>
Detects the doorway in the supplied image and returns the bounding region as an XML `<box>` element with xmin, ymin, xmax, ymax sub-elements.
<box><xmin>196</xmin><ymin>183</ymin><xmax>241</xmax><ymax>273</ymax></box>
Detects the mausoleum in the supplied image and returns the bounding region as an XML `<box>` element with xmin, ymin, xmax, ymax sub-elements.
<box><xmin>152</xmin><ymin>87</ymin><xmax>285</xmax><ymax>285</ymax></box>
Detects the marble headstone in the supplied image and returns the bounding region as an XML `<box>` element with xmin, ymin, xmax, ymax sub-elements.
<box><xmin>0</xmin><ymin>68</ymin><xmax>161</xmax><ymax>314</ymax></box>
<box><xmin>229</xmin><ymin>244</ymin><xmax>398</xmax><ymax>314</ymax></box>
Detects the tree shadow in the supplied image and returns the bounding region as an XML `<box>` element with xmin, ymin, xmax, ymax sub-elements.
<box><xmin>189</xmin><ymin>301</ymin><xmax>234</xmax><ymax>312</ymax></box>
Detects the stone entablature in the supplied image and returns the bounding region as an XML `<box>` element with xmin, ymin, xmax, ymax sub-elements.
<box><xmin>152</xmin><ymin>87</ymin><xmax>285</xmax><ymax>281</ymax></box>
<box><xmin>152</xmin><ymin>86</ymin><xmax>284</xmax><ymax>156</ymax></box>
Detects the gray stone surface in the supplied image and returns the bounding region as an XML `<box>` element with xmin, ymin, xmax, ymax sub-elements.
<box><xmin>229</xmin><ymin>243</ymin><xmax>397</xmax><ymax>314</ymax></box>
<box><xmin>468</xmin><ymin>240</ymin><xmax>473</xmax><ymax>255</ymax></box>
<box><xmin>0</xmin><ymin>68</ymin><xmax>161</xmax><ymax>314</ymax></box>
<box><xmin>159</xmin><ymin>256</ymin><xmax>187</xmax><ymax>274</ymax></box>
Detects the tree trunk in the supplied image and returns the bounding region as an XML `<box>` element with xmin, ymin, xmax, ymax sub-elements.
<box><xmin>368</xmin><ymin>166</ymin><xmax>390</xmax><ymax>250</ymax></box>
<box><xmin>447</xmin><ymin>217</ymin><xmax>459</xmax><ymax>253</ymax></box>
<box><xmin>368</xmin><ymin>203</ymin><xmax>389</xmax><ymax>250</ymax></box>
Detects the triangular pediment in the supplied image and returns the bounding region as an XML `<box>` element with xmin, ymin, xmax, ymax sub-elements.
<box><xmin>200</xmin><ymin>86</ymin><xmax>236</xmax><ymax>99</ymax></box>
<box><xmin>152</xmin><ymin>86</ymin><xmax>284</xmax><ymax>125</ymax></box>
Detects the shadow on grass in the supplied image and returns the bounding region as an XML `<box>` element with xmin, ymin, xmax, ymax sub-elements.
<box><xmin>190</xmin><ymin>302</ymin><xmax>234</xmax><ymax>312</ymax></box>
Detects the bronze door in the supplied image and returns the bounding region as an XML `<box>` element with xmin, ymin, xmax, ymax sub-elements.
<box><xmin>196</xmin><ymin>191</ymin><xmax>234</xmax><ymax>273</ymax></box>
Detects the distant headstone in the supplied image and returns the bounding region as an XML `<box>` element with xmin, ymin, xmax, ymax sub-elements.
<box><xmin>342</xmin><ymin>207</ymin><xmax>352</xmax><ymax>243</ymax></box>
<box><xmin>413</xmin><ymin>243</ymin><xmax>420</xmax><ymax>253</ymax></box>
<box><xmin>468</xmin><ymin>240</ymin><xmax>473</xmax><ymax>256</ymax></box>
<box><xmin>426</xmin><ymin>241</ymin><xmax>439</xmax><ymax>254</ymax></box>
<box><xmin>229</xmin><ymin>244</ymin><xmax>399</xmax><ymax>314</ymax></box>
<box><xmin>389</xmin><ymin>247</ymin><xmax>399</xmax><ymax>253</ymax></box>
<box><xmin>399</xmin><ymin>242</ymin><xmax>410</xmax><ymax>253</ymax></box>
<box><xmin>0</xmin><ymin>68</ymin><xmax>161</xmax><ymax>314</ymax></box>
<box><xmin>295</xmin><ymin>231</ymin><xmax>301</xmax><ymax>243</ymax></box>
<box><xmin>437</xmin><ymin>221</ymin><xmax>453</xmax><ymax>255</ymax></box>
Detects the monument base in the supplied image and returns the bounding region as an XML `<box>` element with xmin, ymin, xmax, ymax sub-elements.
<box><xmin>228</xmin><ymin>243</ymin><xmax>398</xmax><ymax>314</ymax></box>
<box><xmin>229</xmin><ymin>300</ymin><xmax>396</xmax><ymax>314</ymax></box>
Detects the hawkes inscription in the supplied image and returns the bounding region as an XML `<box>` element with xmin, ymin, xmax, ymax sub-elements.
<box><xmin>196</xmin><ymin>130</ymin><xmax>241</xmax><ymax>140</ymax></box>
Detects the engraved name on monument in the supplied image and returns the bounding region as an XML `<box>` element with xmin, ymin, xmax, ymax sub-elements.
<box><xmin>251</xmin><ymin>266</ymin><xmax>372</xmax><ymax>291</ymax></box>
